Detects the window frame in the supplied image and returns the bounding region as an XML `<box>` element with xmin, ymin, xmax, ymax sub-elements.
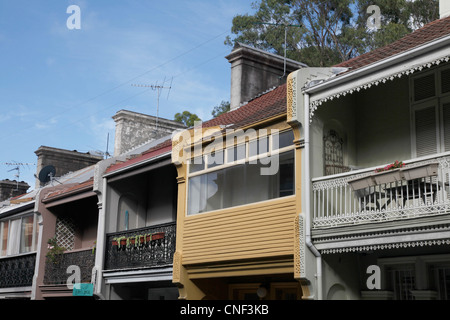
<box><xmin>0</xmin><ymin>212</ymin><xmax>38</xmax><ymax>258</ymax></box>
<box><xmin>186</xmin><ymin>129</ymin><xmax>296</xmax><ymax>216</ymax></box>
<box><xmin>410</xmin><ymin>65</ymin><xmax>450</xmax><ymax>158</ymax></box>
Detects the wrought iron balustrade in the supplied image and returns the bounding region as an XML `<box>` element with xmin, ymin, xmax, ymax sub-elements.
<box><xmin>105</xmin><ymin>222</ymin><xmax>176</xmax><ymax>270</ymax></box>
<box><xmin>44</xmin><ymin>249</ymin><xmax>95</xmax><ymax>285</ymax></box>
<box><xmin>312</xmin><ymin>154</ymin><xmax>450</xmax><ymax>228</ymax></box>
<box><xmin>0</xmin><ymin>253</ymin><xmax>36</xmax><ymax>288</ymax></box>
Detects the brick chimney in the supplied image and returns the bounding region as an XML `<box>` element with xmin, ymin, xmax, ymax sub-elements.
<box><xmin>112</xmin><ymin>109</ymin><xmax>186</xmax><ymax>156</ymax></box>
<box><xmin>34</xmin><ymin>146</ymin><xmax>103</xmax><ymax>188</ymax></box>
<box><xmin>226</xmin><ymin>42</ymin><xmax>307</xmax><ymax>110</ymax></box>
<box><xmin>0</xmin><ymin>179</ymin><xmax>30</xmax><ymax>202</ymax></box>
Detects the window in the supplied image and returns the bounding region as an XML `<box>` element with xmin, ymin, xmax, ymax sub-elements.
<box><xmin>323</xmin><ymin>130</ymin><xmax>348</xmax><ymax>175</ymax></box>
<box><xmin>0</xmin><ymin>214</ymin><xmax>37</xmax><ymax>257</ymax></box>
<box><xmin>187</xmin><ymin>130</ymin><xmax>295</xmax><ymax>215</ymax></box>
<box><xmin>386</xmin><ymin>264</ymin><xmax>416</xmax><ymax>300</ymax></box>
<box><xmin>411</xmin><ymin>65</ymin><xmax>450</xmax><ymax>157</ymax></box>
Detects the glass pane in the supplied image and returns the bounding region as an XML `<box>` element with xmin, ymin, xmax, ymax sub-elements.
<box><xmin>274</xmin><ymin>130</ymin><xmax>294</xmax><ymax>150</ymax></box>
<box><xmin>188</xmin><ymin>175</ymin><xmax>208</xmax><ymax>215</ymax></box>
<box><xmin>20</xmin><ymin>216</ymin><xmax>34</xmax><ymax>253</ymax></box>
<box><xmin>189</xmin><ymin>156</ymin><xmax>205</xmax><ymax>173</ymax></box>
<box><xmin>187</xmin><ymin>151</ymin><xmax>295</xmax><ymax>214</ymax></box>
<box><xmin>249</xmin><ymin>137</ymin><xmax>269</xmax><ymax>157</ymax></box>
<box><xmin>226</xmin><ymin>144</ymin><xmax>246</xmax><ymax>163</ymax></box>
<box><xmin>207</xmin><ymin>150</ymin><xmax>224</xmax><ymax>168</ymax></box>
<box><xmin>1</xmin><ymin>221</ymin><xmax>8</xmax><ymax>257</ymax></box>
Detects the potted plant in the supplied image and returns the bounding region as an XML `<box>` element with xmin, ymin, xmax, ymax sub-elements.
<box><xmin>152</xmin><ymin>232</ymin><xmax>165</xmax><ymax>240</ymax></box>
<box><xmin>46</xmin><ymin>237</ymin><xmax>66</xmax><ymax>264</ymax></box>
<box><xmin>372</xmin><ymin>160</ymin><xmax>405</xmax><ymax>184</ymax></box>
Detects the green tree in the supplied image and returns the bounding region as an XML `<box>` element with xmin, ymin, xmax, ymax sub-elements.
<box><xmin>226</xmin><ymin>0</ymin><xmax>439</xmax><ymax>67</ymax></box>
<box><xmin>174</xmin><ymin>111</ymin><xmax>201</xmax><ymax>127</ymax></box>
<box><xmin>211</xmin><ymin>101</ymin><xmax>230</xmax><ymax>118</ymax></box>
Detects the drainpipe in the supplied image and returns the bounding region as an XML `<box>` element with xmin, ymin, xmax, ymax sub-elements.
<box><xmin>303</xmin><ymin>91</ymin><xmax>323</xmax><ymax>300</ymax></box>
<box><xmin>94</xmin><ymin>176</ymin><xmax>107</xmax><ymax>296</ymax></box>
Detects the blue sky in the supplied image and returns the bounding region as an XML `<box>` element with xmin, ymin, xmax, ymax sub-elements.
<box><xmin>0</xmin><ymin>0</ymin><xmax>256</xmax><ymax>190</ymax></box>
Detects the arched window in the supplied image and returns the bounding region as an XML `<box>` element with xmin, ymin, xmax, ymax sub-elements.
<box><xmin>323</xmin><ymin>130</ymin><xmax>348</xmax><ymax>175</ymax></box>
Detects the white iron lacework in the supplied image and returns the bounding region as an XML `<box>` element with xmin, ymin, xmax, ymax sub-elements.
<box><xmin>312</xmin><ymin>155</ymin><xmax>450</xmax><ymax>228</ymax></box>
<box><xmin>55</xmin><ymin>216</ymin><xmax>75</xmax><ymax>250</ymax></box>
<box><xmin>309</xmin><ymin>55</ymin><xmax>450</xmax><ymax>122</ymax></box>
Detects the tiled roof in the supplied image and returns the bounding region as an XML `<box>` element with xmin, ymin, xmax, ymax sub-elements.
<box><xmin>105</xmin><ymin>84</ymin><xmax>288</xmax><ymax>173</ymax></box>
<box><xmin>202</xmin><ymin>84</ymin><xmax>287</xmax><ymax>129</ymax></box>
<box><xmin>335</xmin><ymin>16</ymin><xmax>450</xmax><ymax>72</ymax></box>
<box><xmin>43</xmin><ymin>177</ymin><xmax>94</xmax><ymax>201</ymax></box>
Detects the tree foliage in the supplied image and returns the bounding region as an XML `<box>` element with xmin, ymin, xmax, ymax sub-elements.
<box><xmin>211</xmin><ymin>101</ymin><xmax>230</xmax><ymax>118</ymax></box>
<box><xmin>226</xmin><ymin>0</ymin><xmax>439</xmax><ymax>67</ymax></box>
<box><xmin>174</xmin><ymin>111</ymin><xmax>201</xmax><ymax>127</ymax></box>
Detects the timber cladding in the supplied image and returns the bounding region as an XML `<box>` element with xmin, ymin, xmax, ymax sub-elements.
<box><xmin>181</xmin><ymin>196</ymin><xmax>296</xmax><ymax>265</ymax></box>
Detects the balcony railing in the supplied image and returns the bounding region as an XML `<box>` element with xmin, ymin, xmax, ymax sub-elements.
<box><xmin>105</xmin><ymin>222</ymin><xmax>176</xmax><ymax>270</ymax></box>
<box><xmin>312</xmin><ymin>154</ymin><xmax>450</xmax><ymax>229</ymax></box>
<box><xmin>44</xmin><ymin>249</ymin><xmax>95</xmax><ymax>285</ymax></box>
<box><xmin>0</xmin><ymin>253</ymin><xmax>36</xmax><ymax>288</ymax></box>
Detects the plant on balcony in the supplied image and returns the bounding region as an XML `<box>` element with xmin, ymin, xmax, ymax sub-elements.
<box><xmin>112</xmin><ymin>236</ymin><xmax>127</xmax><ymax>248</ymax></box>
<box><xmin>375</xmin><ymin>160</ymin><xmax>405</xmax><ymax>173</ymax></box>
<box><xmin>46</xmin><ymin>237</ymin><xmax>66</xmax><ymax>264</ymax></box>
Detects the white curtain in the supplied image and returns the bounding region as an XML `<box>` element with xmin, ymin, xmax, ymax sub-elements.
<box><xmin>6</xmin><ymin>219</ymin><xmax>21</xmax><ymax>256</ymax></box>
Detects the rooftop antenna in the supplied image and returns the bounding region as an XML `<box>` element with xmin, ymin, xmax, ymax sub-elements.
<box><xmin>132</xmin><ymin>77</ymin><xmax>173</xmax><ymax>130</ymax></box>
<box><xmin>252</xmin><ymin>22</ymin><xmax>302</xmax><ymax>77</ymax></box>
<box><xmin>1</xmin><ymin>162</ymin><xmax>35</xmax><ymax>190</ymax></box>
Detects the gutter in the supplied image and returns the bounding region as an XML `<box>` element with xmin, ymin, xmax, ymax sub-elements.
<box><xmin>303</xmin><ymin>92</ymin><xmax>323</xmax><ymax>300</ymax></box>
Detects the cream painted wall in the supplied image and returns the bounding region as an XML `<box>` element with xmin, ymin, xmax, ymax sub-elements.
<box><xmin>354</xmin><ymin>77</ymin><xmax>411</xmax><ymax>168</ymax></box>
<box><xmin>310</xmin><ymin>76</ymin><xmax>411</xmax><ymax>178</ymax></box>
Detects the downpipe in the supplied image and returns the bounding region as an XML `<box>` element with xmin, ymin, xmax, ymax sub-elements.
<box><xmin>304</xmin><ymin>92</ymin><xmax>323</xmax><ymax>300</ymax></box>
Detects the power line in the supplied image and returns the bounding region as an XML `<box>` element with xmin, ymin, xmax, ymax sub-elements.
<box><xmin>132</xmin><ymin>78</ymin><xmax>173</xmax><ymax>130</ymax></box>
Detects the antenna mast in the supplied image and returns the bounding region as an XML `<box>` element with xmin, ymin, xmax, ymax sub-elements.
<box><xmin>132</xmin><ymin>78</ymin><xmax>173</xmax><ymax>130</ymax></box>
<box><xmin>1</xmin><ymin>162</ymin><xmax>35</xmax><ymax>190</ymax></box>
<box><xmin>252</xmin><ymin>22</ymin><xmax>302</xmax><ymax>77</ymax></box>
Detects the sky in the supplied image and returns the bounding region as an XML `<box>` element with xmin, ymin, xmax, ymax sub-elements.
<box><xmin>0</xmin><ymin>0</ymin><xmax>257</xmax><ymax>190</ymax></box>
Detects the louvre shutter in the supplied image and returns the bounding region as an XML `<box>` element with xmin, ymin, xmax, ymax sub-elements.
<box><xmin>415</xmin><ymin>105</ymin><xmax>438</xmax><ymax>157</ymax></box>
<box><xmin>413</xmin><ymin>73</ymin><xmax>436</xmax><ymax>102</ymax></box>
<box><xmin>442</xmin><ymin>68</ymin><xmax>450</xmax><ymax>95</ymax></box>
<box><xmin>443</xmin><ymin>102</ymin><xmax>450</xmax><ymax>152</ymax></box>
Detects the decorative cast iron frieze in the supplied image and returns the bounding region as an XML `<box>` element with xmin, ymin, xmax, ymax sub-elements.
<box><xmin>44</xmin><ymin>249</ymin><xmax>95</xmax><ymax>285</ymax></box>
<box><xmin>0</xmin><ymin>253</ymin><xmax>36</xmax><ymax>288</ymax></box>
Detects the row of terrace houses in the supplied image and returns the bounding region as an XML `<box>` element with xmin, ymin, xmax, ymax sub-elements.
<box><xmin>1</xmin><ymin>4</ymin><xmax>450</xmax><ymax>300</ymax></box>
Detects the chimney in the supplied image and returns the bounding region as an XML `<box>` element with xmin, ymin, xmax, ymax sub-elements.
<box><xmin>226</xmin><ymin>42</ymin><xmax>307</xmax><ymax>110</ymax></box>
<box><xmin>441</xmin><ymin>0</ymin><xmax>450</xmax><ymax>19</ymax></box>
<box><xmin>0</xmin><ymin>180</ymin><xmax>30</xmax><ymax>202</ymax></box>
<box><xmin>112</xmin><ymin>109</ymin><xmax>186</xmax><ymax>156</ymax></box>
<box><xmin>34</xmin><ymin>146</ymin><xmax>103</xmax><ymax>188</ymax></box>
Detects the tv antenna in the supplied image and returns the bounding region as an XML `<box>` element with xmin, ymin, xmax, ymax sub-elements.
<box><xmin>1</xmin><ymin>162</ymin><xmax>36</xmax><ymax>190</ymax></box>
<box><xmin>252</xmin><ymin>22</ymin><xmax>302</xmax><ymax>77</ymax></box>
<box><xmin>132</xmin><ymin>77</ymin><xmax>173</xmax><ymax>130</ymax></box>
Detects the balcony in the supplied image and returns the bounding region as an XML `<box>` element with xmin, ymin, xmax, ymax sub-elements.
<box><xmin>43</xmin><ymin>249</ymin><xmax>95</xmax><ymax>285</ymax></box>
<box><xmin>104</xmin><ymin>222</ymin><xmax>176</xmax><ymax>270</ymax></box>
<box><xmin>0</xmin><ymin>253</ymin><xmax>36</xmax><ymax>289</ymax></box>
<box><xmin>312</xmin><ymin>153</ymin><xmax>450</xmax><ymax>229</ymax></box>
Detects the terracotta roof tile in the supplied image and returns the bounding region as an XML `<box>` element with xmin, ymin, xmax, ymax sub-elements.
<box><xmin>335</xmin><ymin>16</ymin><xmax>450</xmax><ymax>72</ymax></box>
<box><xmin>43</xmin><ymin>177</ymin><xmax>94</xmax><ymax>201</ymax></box>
